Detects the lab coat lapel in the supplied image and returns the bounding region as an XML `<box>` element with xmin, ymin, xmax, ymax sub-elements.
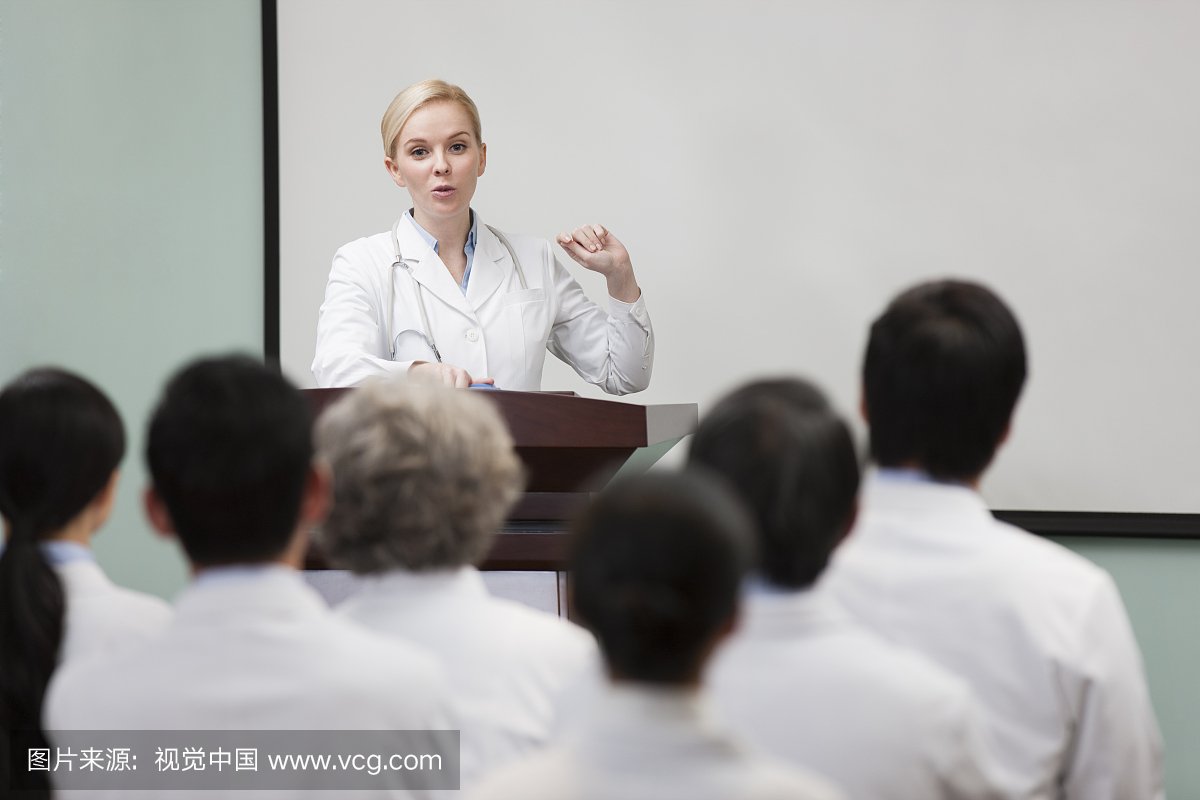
<box><xmin>464</xmin><ymin>217</ymin><xmax>507</xmax><ymax>310</ymax></box>
<box><xmin>396</xmin><ymin>217</ymin><xmax>477</xmax><ymax>321</ymax></box>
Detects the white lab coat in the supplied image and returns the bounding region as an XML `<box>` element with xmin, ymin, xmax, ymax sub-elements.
<box><xmin>707</xmin><ymin>588</ymin><xmax>1009</xmax><ymax>800</ymax></box>
<box><xmin>312</xmin><ymin>214</ymin><xmax>653</xmax><ymax>392</ymax></box>
<box><xmin>821</xmin><ymin>475</ymin><xmax>1164</xmax><ymax>800</ymax></box>
<box><xmin>45</xmin><ymin>565</ymin><xmax>456</xmax><ymax>799</ymax></box>
<box><xmin>337</xmin><ymin>567</ymin><xmax>599</xmax><ymax>788</ymax></box>
<box><xmin>466</xmin><ymin>683</ymin><xmax>847</xmax><ymax>800</ymax></box>
<box><xmin>55</xmin><ymin>558</ymin><xmax>172</xmax><ymax>663</ymax></box>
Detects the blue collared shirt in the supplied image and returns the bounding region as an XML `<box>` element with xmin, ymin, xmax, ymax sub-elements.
<box><xmin>742</xmin><ymin>573</ymin><xmax>797</xmax><ymax>597</ymax></box>
<box><xmin>0</xmin><ymin>539</ymin><xmax>96</xmax><ymax>565</ymax></box>
<box><xmin>404</xmin><ymin>209</ymin><xmax>478</xmax><ymax>295</ymax></box>
<box><xmin>191</xmin><ymin>562</ymin><xmax>294</xmax><ymax>589</ymax></box>
<box><xmin>41</xmin><ymin>540</ymin><xmax>96</xmax><ymax>565</ymax></box>
<box><xmin>874</xmin><ymin>466</ymin><xmax>972</xmax><ymax>489</ymax></box>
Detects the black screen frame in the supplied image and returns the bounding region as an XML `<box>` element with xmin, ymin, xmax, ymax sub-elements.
<box><xmin>263</xmin><ymin>0</ymin><xmax>280</xmax><ymax>371</ymax></box>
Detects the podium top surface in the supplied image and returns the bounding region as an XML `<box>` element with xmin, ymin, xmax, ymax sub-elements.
<box><xmin>302</xmin><ymin>388</ymin><xmax>697</xmax><ymax>448</ymax></box>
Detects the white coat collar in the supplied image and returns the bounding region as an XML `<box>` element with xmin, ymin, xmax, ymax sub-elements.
<box><xmin>173</xmin><ymin>564</ymin><xmax>328</xmax><ymax>626</ymax></box>
<box><xmin>580</xmin><ymin>682</ymin><xmax>729</xmax><ymax>751</ymax></box>
<box><xmin>464</xmin><ymin>219</ymin><xmax>514</xmax><ymax>311</ymax></box>
<box><xmin>395</xmin><ymin>215</ymin><xmax>477</xmax><ymax>321</ymax></box>
<box><xmin>853</xmin><ymin>470</ymin><xmax>999</xmax><ymax>549</ymax></box>
<box><xmin>54</xmin><ymin>558</ymin><xmax>116</xmax><ymax>596</ymax></box>
<box><xmin>735</xmin><ymin>586</ymin><xmax>851</xmax><ymax>640</ymax></box>
<box><xmin>864</xmin><ymin>472</ymin><xmax>993</xmax><ymax>522</ymax></box>
<box><xmin>349</xmin><ymin>565</ymin><xmax>490</xmax><ymax>605</ymax></box>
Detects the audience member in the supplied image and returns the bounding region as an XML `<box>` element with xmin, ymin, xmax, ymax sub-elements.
<box><xmin>822</xmin><ymin>280</ymin><xmax>1163</xmax><ymax>799</ymax></box>
<box><xmin>317</xmin><ymin>380</ymin><xmax>598</xmax><ymax>787</ymax></box>
<box><xmin>692</xmin><ymin>377</ymin><xmax>1008</xmax><ymax>800</ymax></box>
<box><xmin>44</xmin><ymin>356</ymin><xmax>455</xmax><ymax>796</ymax></box>
<box><xmin>0</xmin><ymin>368</ymin><xmax>171</xmax><ymax>795</ymax></box>
<box><xmin>468</xmin><ymin>472</ymin><xmax>845</xmax><ymax>800</ymax></box>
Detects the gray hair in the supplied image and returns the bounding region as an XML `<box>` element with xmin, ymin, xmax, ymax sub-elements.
<box><xmin>315</xmin><ymin>381</ymin><xmax>524</xmax><ymax>573</ymax></box>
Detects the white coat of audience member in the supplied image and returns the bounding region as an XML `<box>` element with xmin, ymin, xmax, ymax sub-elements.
<box><xmin>0</xmin><ymin>369</ymin><xmax>171</xmax><ymax>795</ymax></box>
<box><xmin>468</xmin><ymin>472</ymin><xmax>846</xmax><ymax>800</ymax></box>
<box><xmin>45</xmin><ymin>357</ymin><xmax>455</xmax><ymax>799</ymax></box>
<box><xmin>690</xmin><ymin>378</ymin><xmax>1009</xmax><ymax>800</ymax></box>
<box><xmin>315</xmin><ymin>380</ymin><xmax>598</xmax><ymax>788</ymax></box>
<box><xmin>822</xmin><ymin>280</ymin><xmax>1163</xmax><ymax>800</ymax></box>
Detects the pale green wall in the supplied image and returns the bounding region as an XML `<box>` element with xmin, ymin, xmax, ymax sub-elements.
<box><xmin>0</xmin><ymin>0</ymin><xmax>263</xmax><ymax>599</ymax></box>
<box><xmin>1054</xmin><ymin>537</ymin><xmax>1200</xmax><ymax>798</ymax></box>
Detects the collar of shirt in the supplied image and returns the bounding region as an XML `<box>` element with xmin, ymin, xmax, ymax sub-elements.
<box><xmin>858</xmin><ymin>469</ymin><xmax>996</xmax><ymax>546</ymax></box>
<box><xmin>191</xmin><ymin>562</ymin><xmax>296</xmax><ymax>590</ymax></box>
<box><xmin>737</xmin><ymin>583</ymin><xmax>851</xmax><ymax>639</ymax></box>
<box><xmin>741</xmin><ymin>573</ymin><xmax>796</xmax><ymax>597</ymax></box>
<box><xmin>874</xmin><ymin>465</ymin><xmax>973</xmax><ymax>489</ymax></box>
<box><xmin>354</xmin><ymin>564</ymin><xmax>488</xmax><ymax>601</ymax></box>
<box><xmin>404</xmin><ymin>208</ymin><xmax>478</xmax><ymax>295</ymax></box>
<box><xmin>40</xmin><ymin>540</ymin><xmax>96</xmax><ymax>566</ymax></box>
<box><xmin>585</xmin><ymin>681</ymin><xmax>720</xmax><ymax>742</ymax></box>
<box><xmin>0</xmin><ymin>539</ymin><xmax>97</xmax><ymax>565</ymax></box>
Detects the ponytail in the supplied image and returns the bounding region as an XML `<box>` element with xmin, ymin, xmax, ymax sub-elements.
<box><xmin>0</xmin><ymin>518</ymin><xmax>65</xmax><ymax>795</ymax></box>
<box><xmin>0</xmin><ymin>369</ymin><xmax>125</xmax><ymax>797</ymax></box>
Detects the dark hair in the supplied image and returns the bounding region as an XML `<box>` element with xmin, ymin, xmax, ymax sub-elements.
<box><xmin>864</xmin><ymin>280</ymin><xmax>1027</xmax><ymax>481</ymax></box>
<box><xmin>0</xmin><ymin>368</ymin><xmax>125</xmax><ymax>795</ymax></box>
<box><xmin>689</xmin><ymin>378</ymin><xmax>859</xmax><ymax>589</ymax></box>
<box><xmin>146</xmin><ymin>356</ymin><xmax>312</xmax><ymax>566</ymax></box>
<box><xmin>570</xmin><ymin>471</ymin><xmax>755</xmax><ymax>684</ymax></box>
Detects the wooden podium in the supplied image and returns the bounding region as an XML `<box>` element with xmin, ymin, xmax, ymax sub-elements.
<box><xmin>302</xmin><ymin>389</ymin><xmax>698</xmax><ymax>572</ymax></box>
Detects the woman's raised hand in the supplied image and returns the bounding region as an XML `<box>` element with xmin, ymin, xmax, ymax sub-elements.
<box><xmin>557</xmin><ymin>224</ymin><xmax>640</xmax><ymax>303</ymax></box>
<box><xmin>408</xmin><ymin>361</ymin><xmax>494</xmax><ymax>389</ymax></box>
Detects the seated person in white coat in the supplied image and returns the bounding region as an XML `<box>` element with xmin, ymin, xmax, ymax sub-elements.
<box><xmin>692</xmin><ymin>378</ymin><xmax>1008</xmax><ymax>800</ymax></box>
<box><xmin>312</xmin><ymin>78</ymin><xmax>653</xmax><ymax>392</ymax></box>
<box><xmin>821</xmin><ymin>281</ymin><xmax>1163</xmax><ymax>800</ymax></box>
<box><xmin>468</xmin><ymin>472</ymin><xmax>845</xmax><ymax>800</ymax></box>
<box><xmin>0</xmin><ymin>369</ymin><xmax>171</xmax><ymax>795</ymax></box>
<box><xmin>316</xmin><ymin>379</ymin><xmax>598</xmax><ymax>788</ymax></box>
<box><xmin>45</xmin><ymin>357</ymin><xmax>455</xmax><ymax>794</ymax></box>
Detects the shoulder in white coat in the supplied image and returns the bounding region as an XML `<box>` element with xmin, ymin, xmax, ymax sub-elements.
<box><xmin>338</xmin><ymin>567</ymin><xmax>598</xmax><ymax>787</ymax></box>
<box><xmin>54</xmin><ymin>559</ymin><xmax>172</xmax><ymax>664</ymax></box>
<box><xmin>708</xmin><ymin>588</ymin><xmax>1007</xmax><ymax>800</ymax></box>
<box><xmin>822</xmin><ymin>475</ymin><xmax>1163</xmax><ymax>800</ymax></box>
<box><xmin>44</xmin><ymin>567</ymin><xmax>455</xmax><ymax>734</ymax></box>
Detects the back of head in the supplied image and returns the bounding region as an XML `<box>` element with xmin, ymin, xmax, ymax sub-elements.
<box><xmin>864</xmin><ymin>280</ymin><xmax>1027</xmax><ymax>482</ymax></box>
<box><xmin>147</xmin><ymin>356</ymin><xmax>312</xmax><ymax>566</ymax></box>
<box><xmin>315</xmin><ymin>381</ymin><xmax>524</xmax><ymax>573</ymax></box>
<box><xmin>0</xmin><ymin>368</ymin><xmax>125</xmax><ymax>790</ymax></box>
<box><xmin>689</xmin><ymin>378</ymin><xmax>859</xmax><ymax>589</ymax></box>
<box><xmin>571</xmin><ymin>472</ymin><xmax>755</xmax><ymax>685</ymax></box>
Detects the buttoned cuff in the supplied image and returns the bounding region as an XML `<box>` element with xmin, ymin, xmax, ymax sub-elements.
<box><xmin>608</xmin><ymin>292</ymin><xmax>650</xmax><ymax>327</ymax></box>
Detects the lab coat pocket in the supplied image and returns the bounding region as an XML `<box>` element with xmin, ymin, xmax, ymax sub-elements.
<box><xmin>502</xmin><ymin>288</ymin><xmax>550</xmax><ymax>382</ymax></box>
<box><xmin>392</xmin><ymin>328</ymin><xmax>437</xmax><ymax>362</ymax></box>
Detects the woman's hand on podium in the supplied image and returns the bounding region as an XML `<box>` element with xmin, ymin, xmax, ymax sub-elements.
<box><xmin>408</xmin><ymin>361</ymin><xmax>494</xmax><ymax>389</ymax></box>
<box><xmin>557</xmin><ymin>224</ymin><xmax>641</xmax><ymax>304</ymax></box>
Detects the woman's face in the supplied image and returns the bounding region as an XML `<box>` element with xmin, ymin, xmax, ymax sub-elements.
<box><xmin>385</xmin><ymin>100</ymin><xmax>486</xmax><ymax>223</ymax></box>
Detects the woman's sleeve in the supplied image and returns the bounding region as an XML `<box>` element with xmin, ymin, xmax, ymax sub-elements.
<box><xmin>546</xmin><ymin>254</ymin><xmax>654</xmax><ymax>395</ymax></box>
<box><xmin>311</xmin><ymin>247</ymin><xmax>415</xmax><ymax>388</ymax></box>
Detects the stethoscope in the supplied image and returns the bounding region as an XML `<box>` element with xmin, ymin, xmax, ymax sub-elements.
<box><xmin>388</xmin><ymin>218</ymin><xmax>529</xmax><ymax>362</ymax></box>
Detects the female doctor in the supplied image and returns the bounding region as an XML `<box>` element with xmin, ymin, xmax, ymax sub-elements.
<box><xmin>312</xmin><ymin>79</ymin><xmax>654</xmax><ymax>392</ymax></box>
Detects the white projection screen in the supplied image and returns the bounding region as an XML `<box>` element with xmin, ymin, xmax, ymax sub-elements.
<box><xmin>277</xmin><ymin>1</ymin><xmax>1200</xmax><ymax>514</ymax></box>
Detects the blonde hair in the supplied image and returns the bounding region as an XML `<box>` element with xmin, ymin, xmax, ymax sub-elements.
<box><xmin>381</xmin><ymin>79</ymin><xmax>482</xmax><ymax>160</ymax></box>
<box><xmin>315</xmin><ymin>380</ymin><xmax>524</xmax><ymax>573</ymax></box>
